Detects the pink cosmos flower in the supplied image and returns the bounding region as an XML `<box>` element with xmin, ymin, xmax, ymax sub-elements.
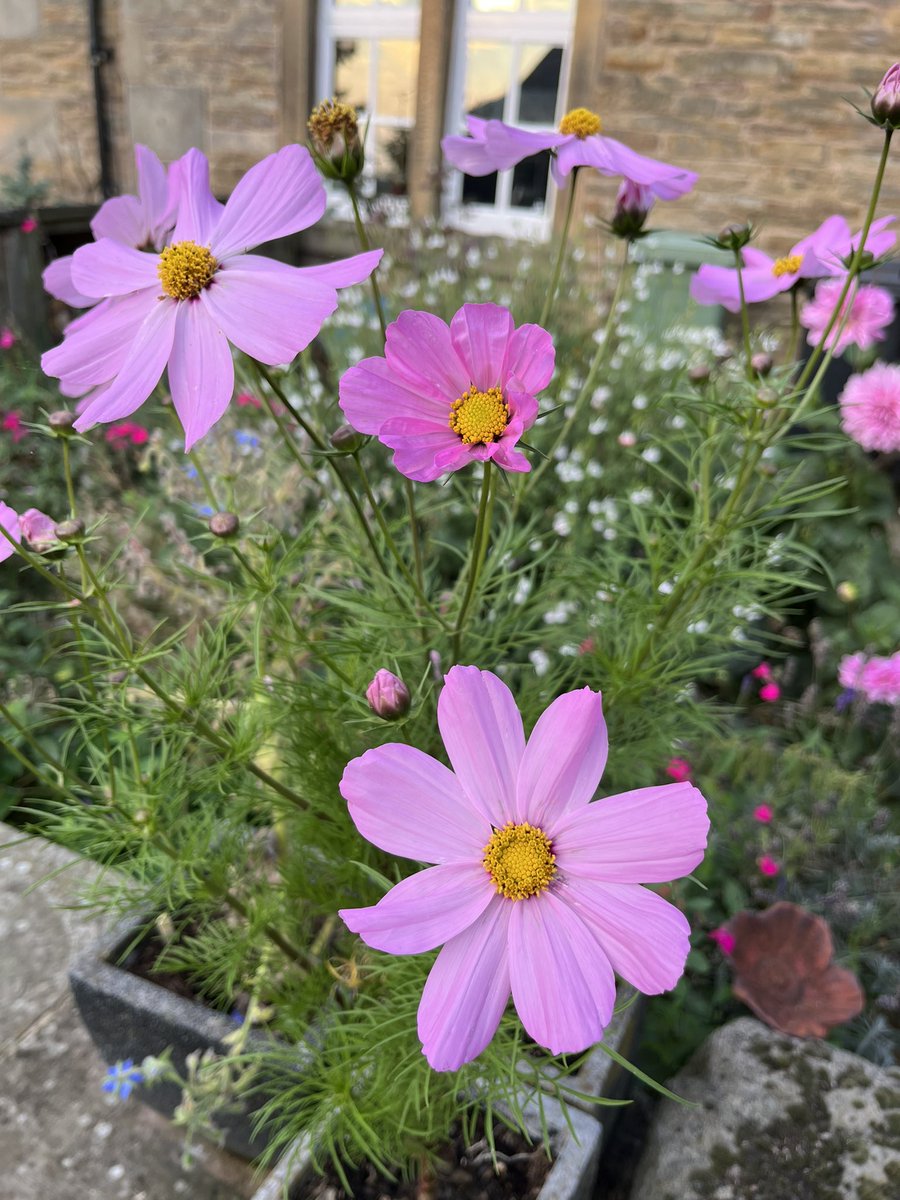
<box><xmin>839</xmin><ymin>362</ymin><xmax>900</xmax><ymax>452</ymax></box>
<box><xmin>800</xmin><ymin>279</ymin><xmax>893</xmax><ymax>355</ymax></box>
<box><xmin>1</xmin><ymin>411</ymin><xmax>26</xmax><ymax>443</ymax></box>
<box><xmin>41</xmin><ymin>146</ymin><xmax>382</xmax><ymax>451</ymax></box>
<box><xmin>753</xmin><ymin>804</ymin><xmax>773</xmax><ymax>824</ymax></box>
<box><xmin>339</xmin><ymin>666</ymin><xmax>709</xmax><ymax>1070</ymax></box>
<box><xmin>20</xmin><ymin>216</ymin><xmax>37</xmax><ymax>234</ymax></box>
<box><xmin>690</xmin><ymin>215</ymin><xmax>896</xmax><ymax>313</ymax></box>
<box><xmin>105</xmin><ymin>421</ymin><xmax>149</xmax><ymax>446</ymax></box>
<box><xmin>442</xmin><ymin>111</ymin><xmax>696</xmax><ymax>198</ymax></box>
<box><xmin>666</xmin><ymin>757</ymin><xmax>692</xmax><ymax>782</ymax></box>
<box><xmin>43</xmin><ymin>144</ymin><xmax>180</xmax><ymax>309</ymax></box>
<box><xmin>0</xmin><ymin>327</ymin><xmax>15</xmax><ymax>350</ymax></box>
<box><xmin>710</xmin><ymin>926</ymin><xmax>736</xmax><ymax>955</ymax></box>
<box><xmin>758</xmin><ymin>856</ymin><xmax>780</xmax><ymax>877</ymax></box>
<box><xmin>0</xmin><ymin>501</ymin><xmax>21</xmax><ymax>562</ymax></box>
<box><xmin>338</xmin><ymin>304</ymin><xmax>553</xmax><ymax>482</ymax></box>
<box><xmin>19</xmin><ymin>508</ymin><xmax>57</xmax><ymax>552</ymax></box>
<box><xmin>838</xmin><ymin>651</ymin><xmax>900</xmax><ymax>705</ymax></box>
<box><xmin>759</xmin><ymin>682</ymin><xmax>781</xmax><ymax>703</ymax></box>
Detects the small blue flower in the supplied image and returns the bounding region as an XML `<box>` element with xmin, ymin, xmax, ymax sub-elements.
<box><xmin>102</xmin><ymin>1059</ymin><xmax>143</xmax><ymax>1101</ymax></box>
<box><xmin>194</xmin><ymin>503</ymin><xmax>215</xmax><ymax>517</ymax></box>
<box><xmin>229</xmin><ymin>1008</ymin><xmax>245</xmax><ymax>1026</ymax></box>
<box><xmin>835</xmin><ymin>687</ymin><xmax>857</xmax><ymax>713</ymax></box>
<box><xmin>234</xmin><ymin>430</ymin><xmax>260</xmax><ymax>450</ymax></box>
<box><xmin>185</xmin><ymin>464</ymin><xmax>199</xmax><ymax>480</ymax></box>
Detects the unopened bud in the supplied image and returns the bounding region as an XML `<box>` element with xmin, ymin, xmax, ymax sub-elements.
<box><xmin>365</xmin><ymin>669</ymin><xmax>411</xmax><ymax>721</ymax></box>
<box><xmin>308</xmin><ymin>99</ymin><xmax>364</xmax><ymax>183</ymax></box>
<box><xmin>609</xmin><ymin>179</ymin><xmax>653</xmax><ymax>239</ymax></box>
<box><xmin>751</xmin><ymin>352</ymin><xmax>773</xmax><ymax>376</ymax></box>
<box><xmin>756</xmin><ymin>387</ymin><xmax>778</xmax><ymax>409</ymax></box>
<box><xmin>330</xmin><ymin>424</ymin><xmax>364</xmax><ymax>454</ymax></box>
<box><xmin>715</xmin><ymin>222</ymin><xmax>754</xmax><ymax>252</ymax></box>
<box><xmin>872</xmin><ymin>63</ymin><xmax>900</xmax><ymax>127</ymax></box>
<box><xmin>20</xmin><ymin>508</ymin><xmax>57</xmax><ymax>552</ymax></box>
<box><xmin>836</xmin><ymin>580</ymin><xmax>859</xmax><ymax>603</ymax></box>
<box><xmin>209</xmin><ymin>511</ymin><xmax>240</xmax><ymax>538</ymax></box>
<box><xmin>54</xmin><ymin>517</ymin><xmax>84</xmax><ymax>542</ymax></box>
<box><xmin>687</xmin><ymin>364</ymin><xmax>711</xmax><ymax>385</ymax></box>
<box><xmin>48</xmin><ymin>410</ymin><xmax>76</xmax><ymax>432</ymax></box>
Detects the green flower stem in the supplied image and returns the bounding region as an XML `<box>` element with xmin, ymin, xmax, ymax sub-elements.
<box><xmin>539</xmin><ymin>166</ymin><xmax>580</xmax><ymax>329</ymax></box>
<box><xmin>786</xmin><ymin>288</ymin><xmax>801</xmax><ymax>365</ymax></box>
<box><xmin>61</xmin><ymin>438</ymin><xmax>77</xmax><ymax>518</ymax></box>
<box><xmin>404</xmin><ymin>478</ymin><xmax>425</xmax><ymax>596</ymax></box>
<box><xmin>734</xmin><ymin>248</ymin><xmax>754</xmax><ymax>376</ymax></box>
<box><xmin>188</xmin><ymin>449</ymin><xmax>219</xmax><ymax>510</ymax></box>
<box><xmin>452</xmin><ymin>462</ymin><xmax>495</xmax><ymax>659</ymax></box>
<box><xmin>345</xmin><ymin>180</ymin><xmax>388</xmax><ymax>341</ymax></box>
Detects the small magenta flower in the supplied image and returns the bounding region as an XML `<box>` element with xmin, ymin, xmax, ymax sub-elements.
<box><xmin>753</xmin><ymin>804</ymin><xmax>773</xmax><ymax>824</ymax></box>
<box><xmin>105</xmin><ymin>421</ymin><xmax>148</xmax><ymax>446</ymax></box>
<box><xmin>20</xmin><ymin>508</ymin><xmax>57</xmax><ymax>553</ymax></box>
<box><xmin>759</xmin><ymin>682</ymin><xmax>781</xmax><ymax>703</ymax></box>
<box><xmin>1</xmin><ymin>411</ymin><xmax>26</xmax><ymax>443</ymax></box>
<box><xmin>710</xmin><ymin>926</ymin><xmax>736</xmax><ymax>955</ymax></box>
<box><xmin>800</xmin><ymin>279</ymin><xmax>893</xmax><ymax>355</ymax></box>
<box><xmin>365</xmin><ymin>669</ymin><xmax>412</xmax><ymax>720</ymax></box>
<box><xmin>340</xmin><ymin>666</ymin><xmax>709</xmax><ymax>1070</ymax></box>
<box><xmin>442</xmin><ymin>111</ymin><xmax>697</xmax><ymax>198</ymax></box>
<box><xmin>666</xmin><ymin>757</ymin><xmax>692</xmax><ymax>782</ymax></box>
<box><xmin>235</xmin><ymin>391</ymin><xmax>262</xmax><ymax>409</ymax></box>
<box><xmin>101</xmin><ymin>1059</ymin><xmax>143</xmax><ymax>1100</ymax></box>
<box><xmin>20</xmin><ymin>216</ymin><xmax>37</xmax><ymax>234</ymax></box>
<box><xmin>0</xmin><ymin>327</ymin><xmax>15</xmax><ymax>350</ymax></box>
<box><xmin>839</xmin><ymin>362</ymin><xmax>900</xmax><ymax>452</ymax></box>
<box><xmin>839</xmin><ymin>651</ymin><xmax>900</xmax><ymax>705</ymax></box>
<box><xmin>758</xmin><ymin>856</ymin><xmax>780</xmax><ymax>877</ymax></box>
<box><xmin>751</xmin><ymin>662</ymin><xmax>773</xmax><ymax>680</ymax></box>
<box><xmin>339</xmin><ymin>304</ymin><xmax>554</xmax><ymax>481</ymax></box>
<box><xmin>872</xmin><ymin>63</ymin><xmax>900</xmax><ymax>127</ymax></box>
<box><xmin>0</xmin><ymin>501</ymin><xmax>22</xmax><ymax>561</ymax></box>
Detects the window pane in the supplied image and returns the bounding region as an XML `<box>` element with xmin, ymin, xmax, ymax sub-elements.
<box><xmin>462</xmin><ymin>171</ymin><xmax>499</xmax><ymax>206</ymax></box>
<box><xmin>510</xmin><ymin>149</ymin><xmax>550</xmax><ymax>209</ymax></box>
<box><xmin>523</xmin><ymin>0</ymin><xmax>571</xmax><ymax>10</ymax></box>
<box><xmin>334</xmin><ymin>0</ymin><xmax>420</xmax><ymax>6</ymax></box>
<box><xmin>376</xmin><ymin>40</ymin><xmax>418</xmax><ymax>120</ymax></box>
<box><xmin>464</xmin><ymin>42</ymin><xmax>512</xmax><ymax>120</ymax></box>
<box><xmin>470</xmin><ymin>0</ymin><xmax>520</xmax><ymax>11</ymax></box>
<box><xmin>517</xmin><ymin>46</ymin><xmax>562</xmax><ymax>125</ymax></box>
<box><xmin>334</xmin><ymin>40</ymin><xmax>370</xmax><ymax>111</ymax></box>
<box><xmin>373</xmin><ymin>126</ymin><xmax>410</xmax><ymax>194</ymax></box>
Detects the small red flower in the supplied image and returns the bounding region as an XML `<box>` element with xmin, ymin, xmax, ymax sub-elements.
<box><xmin>0</xmin><ymin>327</ymin><xmax>15</xmax><ymax>350</ymax></box>
<box><xmin>710</xmin><ymin>926</ymin><xmax>735</xmax><ymax>955</ymax></box>
<box><xmin>753</xmin><ymin>804</ymin><xmax>773</xmax><ymax>824</ymax></box>
<box><xmin>751</xmin><ymin>661</ymin><xmax>773</xmax><ymax>680</ymax></box>
<box><xmin>666</xmin><ymin>757</ymin><xmax>692</xmax><ymax>783</ymax></box>
<box><xmin>758</xmin><ymin>855</ymin><xmax>779</xmax><ymax>876</ymax></box>
<box><xmin>1</xmin><ymin>411</ymin><xmax>26</xmax><ymax>443</ymax></box>
<box><xmin>759</xmin><ymin>681</ymin><xmax>781</xmax><ymax>703</ymax></box>
<box><xmin>20</xmin><ymin>216</ymin><xmax>37</xmax><ymax>234</ymax></box>
<box><xmin>105</xmin><ymin>421</ymin><xmax>149</xmax><ymax>446</ymax></box>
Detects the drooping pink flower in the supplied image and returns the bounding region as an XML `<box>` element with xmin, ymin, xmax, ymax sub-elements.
<box><xmin>339</xmin><ymin>666</ymin><xmax>710</xmax><ymax>1070</ymax></box>
<box><xmin>710</xmin><ymin>926</ymin><xmax>736</xmax><ymax>955</ymax></box>
<box><xmin>105</xmin><ymin>421</ymin><xmax>149</xmax><ymax>446</ymax></box>
<box><xmin>759</xmin><ymin>682</ymin><xmax>781</xmax><ymax>703</ymax></box>
<box><xmin>753</xmin><ymin>804</ymin><xmax>774</xmax><ymax>824</ymax></box>
<box><xmin>800</xmin><ymin>279</ymin><xmax>893</xmax><ymax>355</ymax></box>
<box><xmin>758</xmin><ymin>856</ymin><xmax>780</xmax><ymax>877</ymax></box>
<box><xmin>751</xmin><ymin>661</ymin><xmax>773</xmax><ymax>680</ymax></box>
<box><xmin>690</xmin><ymin>216</ymin><xmax>896</xmax><ymax>313</ymax></box>
<box><xmin>339</xmin><ymin>304</ymin><xmax>553</xmax><ymax>482</ymax></box>
<box><xmin>20</xmin><ymin>216</ymin><xmax>37</xmax><ymax>234</ymax></box>
<box><xmin>0</xmin><ymin>501</ymin><xmax>22</xmax><ymax>562</ymax></box>
<box><xmin>41</xmin><ymin>147</ymin><xmax>382</xmax><ymax>451</ymax></box>
<box><xmin>19</xmin><ymin>508</ymin><xmax>57</xmax><ymax>552</ymax></box>
<box><xmin>666</xmin><ymin>757</ymin><xmax>692</xmax><ymax>782</ymax></box>
<box><xmin>442</xmin><ymin>110</ymin><xmax>697</xmax><ymax>199</ymax></box>
<box><xmin>43</xmin><ymin>144</ymin><xmax>181</xmax><ymax>310</ymax></box>
<box><xmin>0</xmin><ymin>327</ymin><xmax>15</xmax><ymax>350</ymax></box>
<box><xmin>839</xmin><ymin>651</ymin><xmax>900</xmax><ymax>705</ymax></box>
<box><xmin>839</xmin><ymin>362</ymin><xmax>900</xmax><ymax>452</ymax></box>
<box><xmin>1</xmin><ymin>411</ymin><xmax>27</xmax><ymax>443</ymax></box>
<box><xmin>610</xmin><ymin>179</ymin><xmax>654</xmax><ymax>238</ymax></box>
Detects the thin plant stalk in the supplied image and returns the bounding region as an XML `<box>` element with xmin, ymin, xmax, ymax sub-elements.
<box><xmin>540</xmin><ymin>166</ymin><xmax>580</xmax><ymax>328</ymax></box>
<box><xmin>345</xmin><ymin>180</ymin><xmax>388</xmax><ymax>340</ymax></box>
<box><xmin>734</xmin><ymin>248</ymin><xmax>753</xmax><ymax>376</ymax></box>
<box><xmin>452</xmin><ymin>462</ymin><xmax>495</xmax><ymax>658</ymax></box>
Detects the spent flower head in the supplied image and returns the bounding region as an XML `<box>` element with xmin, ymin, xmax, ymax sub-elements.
<box><xmin>308</xmin><ymin>99</ymin><xmax>364</xmax><ymax>183</ymax></box>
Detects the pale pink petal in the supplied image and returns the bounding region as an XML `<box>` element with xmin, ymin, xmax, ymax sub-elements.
<box><xmin>390</xmin><ymin>432</ymin><xmax>471</xmax><ymax>481</ymax></box>
<box><xmin>741</xmin><ymin>247</ymin><xmax>775</xmax><ymax>271</ymax></box>
<box><xmin>552</xmin><ymin>782</ymin><xmax>709</xmax><ymax>883</ymax></box>
<box><xmin>504</xmin><ymin>324</ymin><xmax>555</xmax><ymax>394</ymax></box>
<box><xmin>853</xmin><ymin>214</ymin><xmax>896</xmax><ymax>259</ymax></box>
<box><xmin>553</xmin><ymin>137</ymin><xmax>593</xmax><ymax>181</ymax></box>
<box><xmin>339</xmin><ymin>356</ymin><xmax>450</xmax><ymax>434</ymax></box>
<box><xmin>340</xmin><ymin>863</ymin><xmax>494</xmax><ymax>954</ymax></box>
<box><xmin>200</xmin><ymin>256</ymin><xmax>336</xmax><ymax>366</ymax></box>
<box><xmin>515</xmin><ymin>688</ymin><xmax>607</xmax><ymax>829</ymax></box>
<box><xmin>340</xmin><ymin>743</ymin><xmax>490</xmax><ymax>863</ymax></box>
<box><xmin>437</xmin><ymin>666</ymin><xmax>525</xmax><ymax>826</ymax></box>
<box><xmin>592</xmin><ymin>137</ymin><xmax>697</xmax><ymax>199</ymax></box>
<box><xmin>450</xmin><ymin>304</ymin><xmax>515</xmax><ymax>390</ymax></box>
<box><xmin>557</xmin><ymin>877</ymin><xmax>691</xmax><ymax>994</ymax></box>
<box><xmin>490</xmin><ymin>441</ymin><xmax>530</xmax><ymax>472</ymax></box>
<box><xmin>793</xmin><ymin>214</ymin><xmax>851</xmax><ymax>275</ymax></box>
<box><xmin>441</xmin><ymin>133</ymin><xmax>499</xmax><ymax>176</ymax></box>
<box><xmin>74</xmin><ymin>299</ymin><xmax>177</xmax><ymax>429</ymax></box>
<box><xmin>431</xmin><ymin>440</ymin><xmax>478</xmax><ymax>475</ymax></box>
<box><xmin>211</xmin><ymin>145</ymin><xmax>325</xmax><ymax>259</ymax></box>
<box><xmin>168</xmin><ymin>301</ymin><xmax>235</xmax><ymax>450</ymax></box>
<box><xmin>295</xmin><ymin>249</ymin><xmax>383</xmax><ymax>289</ymax></box>
<box><xmin>0</xmin><ymin>502</ymin><xmax>22</xmax><ymax>562</ymax></box>
<box><xmin>417</xmin><ymin>897</ymin><xmax>511</xmax><ymax>1071</ymax></box>
<box><xmin>41</xmin><ymin>289</ymin><xmax>157</xmax><ymax>390</ymax></box>
<box><xmin>385</xmin><ymin>311</ymin><xmax>469</xmax><ymax>403</ymax></box>
<box><xmin>690</xmin><ymin>264</ymin><xmax>743</xmax><ymax>312</ymax></box>
<box><xmin>508</xmin><ymin>892</ymin><xmax>616</xmax><ymax>1055</ymax></box>
<box><xmin>90</xmin><ymin>195</ymin><xmax>146</xmax><ymax>246</ymax></box>
<box><xmin>481</xmin><ymin>121</ymin><xmax>565</xmax><ymax>170</ymax></box>
<box><xmin>71</xmin><ymin>239</ymin><xmax>159</xmax><ymax>299</ymax></box>
<box><xmin>171</xmin><ymin>148</ymin><xmax>224</xmax><ymax>246</ymax></box>
<box><xmin>505</xmin><ymin>389</ymin><xmax>538</xmax><ymax>432</ymax></box>
<box><xmin>134</xmin><ymin>144</ymin><xmax>170</xmax><ymax>241</ymax></box>
<box><xmin>43</xmin><ymin>256</ymin><xmax>97</xmax><ymax>307</ymax></box>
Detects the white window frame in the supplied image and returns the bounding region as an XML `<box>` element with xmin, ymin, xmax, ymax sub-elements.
<box><xmin>316</xmin><ymin>1</ymin><xmax>421</xmax><ymax>219</ymax></box>
<box><xmin>443</xmin><ymin>1</ymin><xmax>576</xmax><ymax>240</ymax></box>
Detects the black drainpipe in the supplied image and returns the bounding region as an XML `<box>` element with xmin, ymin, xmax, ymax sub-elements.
<box><xmin>88</xmin><ymin>0</ymin><xmax>116</xmax><ymax>198</ymax></box>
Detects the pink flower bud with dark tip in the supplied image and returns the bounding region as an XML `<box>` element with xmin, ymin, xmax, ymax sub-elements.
<box><xmin>330</xmin><ymin>424</ymin><xmax>365</xmax><ymax>454</ymax></box>
<box><xmin>872</xmin><ymin>63</ymin><xmax>900</xmax><ymax>127</ymax></box>
<box><xmin>20</xmin><ymin>509</ymin><xmax>57</xmax><ymax>553</ymax></box>
<box><xmin>751</xmin><ymin>352</ymin><xmax>773</xmax><ymax>376</ymax></box>
<box><xmin>365</xmin><ymin>669</ymin><xmax>411</xmax><ymax>721</ymax></box>
<box><xmin>54</xmin><ymin>518</ymin><xmax>84</xmax><ymax>542</ymax></box>
<box><xmin>48</xmin><ymin>410</ymin><xmax>76</xmax><ymax>432</ymax></box>
<box><xmin>209</xmin><ymin>512</ymin><xmax>240</xmax><ymax>538</ymax></box>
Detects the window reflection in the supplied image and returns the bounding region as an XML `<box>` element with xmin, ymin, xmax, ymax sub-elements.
<box><xmin>462</xmin><ymin>171</ymin><xmax>499</xmax><ymax>205</ymax></box>
<box><xmin>517</xmin><ymin>46</ymin><xmax>561</xmax><ymax>125</ymax></box>
<box><xmin>373</xmin><ymin>127</ymin><xmax>410</xmax><ymax>195</ymax></box>
<box><xmin>465</xmin><ymin>42</ymin><xmax>512</xmax><ymax>119</ymax></box>
<box><xmin>376</xmin><ymin>40</ymin><xmax>419</xmax><ymax>120</ymax></box>
<box><xmin>334</xmin><ymin>40</ymin><xmax>369</xmax><ymax>111</ymax></box>
<box><xmin>511</xmin><ymin>150</ymin><xmax>550</xmax><ymax>209</ymax></box>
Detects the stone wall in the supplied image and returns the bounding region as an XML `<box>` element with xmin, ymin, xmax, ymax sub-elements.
<box><xmin>575</xmin><ymin>0</ymin><xmax>900</xmax><ymax>245</ymax></box>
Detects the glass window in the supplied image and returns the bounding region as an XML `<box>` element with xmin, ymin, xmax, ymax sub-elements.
<box><xmin>376</xmin><ymin>40</ymin><xmax>419</xmax><ymax>120</ymax></box>
<box><xmin>334</xmin><ymin>40</ymin><xmax>370</xmax><ymax>111</ymax></box>
<box><xmin>517</xmin><ymin>46</ymin><xmax>561</xmax><ymax>125</ymax></box>
<box><xmin>464</xmin><ymin>43</ymin><xmax>512</xmax><ymax>119</ymax></box>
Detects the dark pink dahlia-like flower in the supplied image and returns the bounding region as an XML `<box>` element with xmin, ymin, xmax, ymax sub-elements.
<box><xmin>339</xmin><ymin>666</ymin><xmax>709</xmax><ymax>1070</ymax></box>
<box><xmin>42</xmin><ymin>146</ymin><xmax>382</xmax><ymax>451</ymax></box>
<box><xmin>838</xmin><ymin>651</ymin><xmax>900</xmax><ymax>705</ymax></box>
<box><xmin>339</xmin><ymin>303</ymin><xmax>554</xmax><ymax>482</ymax></box>
<box><xmin>443</xmin><ymin>110</ymin><xmax>696</xmax><ymax>199</ymax></box>
<box><xmin>839</xmin><ymin>361</ymin><xmax>900</xmax><ymax>452</ymax></box>
<box><xmin>800</xmin><ymin>279</ymin><xmax>893</xmax><ymax>355</ymax></box>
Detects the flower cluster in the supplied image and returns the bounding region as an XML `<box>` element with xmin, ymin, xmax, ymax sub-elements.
<box><xmin>838</xmin><ymin>651</ymin><xmax>900</xmax><ymax>706</ymax></box>
<box><xmin>839</xmin><ymin>362</ymin><xmax>900</xmax><ymax>453</ymax></box>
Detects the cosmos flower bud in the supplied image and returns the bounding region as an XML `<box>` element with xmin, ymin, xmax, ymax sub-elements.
<box><xmin>871</xmin><ymin>63</ymin><xmax>900</xmax><ymax>127</ymax></box>
<box><xmin>208</xmin><ymin>511</ymin><xmax>240</xmax><ymax>538</ymax></box>
<box><xmin>365</xmin><ymin>669</ymin><xmax>411</xmax><ymax>721</ymax></box>
<box><xmin>329</xmin><ymin>423</ymin><xmax>365</xmax><ymax>454</ymax></box>
<box><xmin>609</xmin><ymin>179</ymin><xmax>653</xmax><ymax>239</ymax></box>
<box><xmin>54</xmin><ymin>517</ymin><xmax>84</xmax><ymax>542</ymax></box>
<box><xmin>751</xmin><ymin>352</ymin><xmax>773</xmax><ymax>376</ymax></box>
<box><xmin>836</xmin><ymin>580</ymin><xmax>859</xmax><ymax>603</ymax></box>
<box><xmin>308</xmin><ymin>99</ymin><xmax>364</xmax><ymax>183</ymax></box>
<box><xmin>48</xmin><ymin>410</ymin><xmax>76</xmax><ymax>433</ymax></box>
<box><xmin>687</xmin><ymin>364</ymin><xmax>711</xmax><ymax>385</ymax></box>
<box><xmin>714</xmin><ymin>222</ymin><xmax>754</xmax><ymax>253</ymax></box>
<box><xmin>756</xmin><ymin>386</ymin><xmax>778</xmax><ymax>409</ymax></box>
<box><xmin>20</xmin><ymin>508</ymin><xmax>57</xmax><ymax>553</ymax></box>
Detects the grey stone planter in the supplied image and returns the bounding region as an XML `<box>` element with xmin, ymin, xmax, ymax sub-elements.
<box><xmin>569</xmin><ymin>988</ymin><xmax>646</xmax><ymax>1116</ymax></box>
<box><xmin>68</xmin><ymin>912</ymin><xmax>287</xmax><ymax>1159</ymax></box>
<box><xmin>251</xmin><ymin>1098</ymin><xmax>603</xmax><ymax>1200</ymax></box>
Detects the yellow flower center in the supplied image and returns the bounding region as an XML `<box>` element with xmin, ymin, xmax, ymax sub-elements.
<box><xmin>482</xmin><ymin>822</ymin><xmax>556</xmax><ymax>901</ymax></box>
<box><xmin>157</xmin><ymin>241</ymin><xmax>218</xmax><ymax>300</ymax></box>
<box><xmin>559</xmin><ymin>107</ymin><xmax>602</xmax><ymax>138</ymax></box>
<box><xmin>771</xmin><ymin>253</ymin><xmax>803</xmax><ymax>278</ymax></box>
<box><xmin>449</xmin><ymin>385</ymin><xmax>509</xmax><ymax>445</ymax></box>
